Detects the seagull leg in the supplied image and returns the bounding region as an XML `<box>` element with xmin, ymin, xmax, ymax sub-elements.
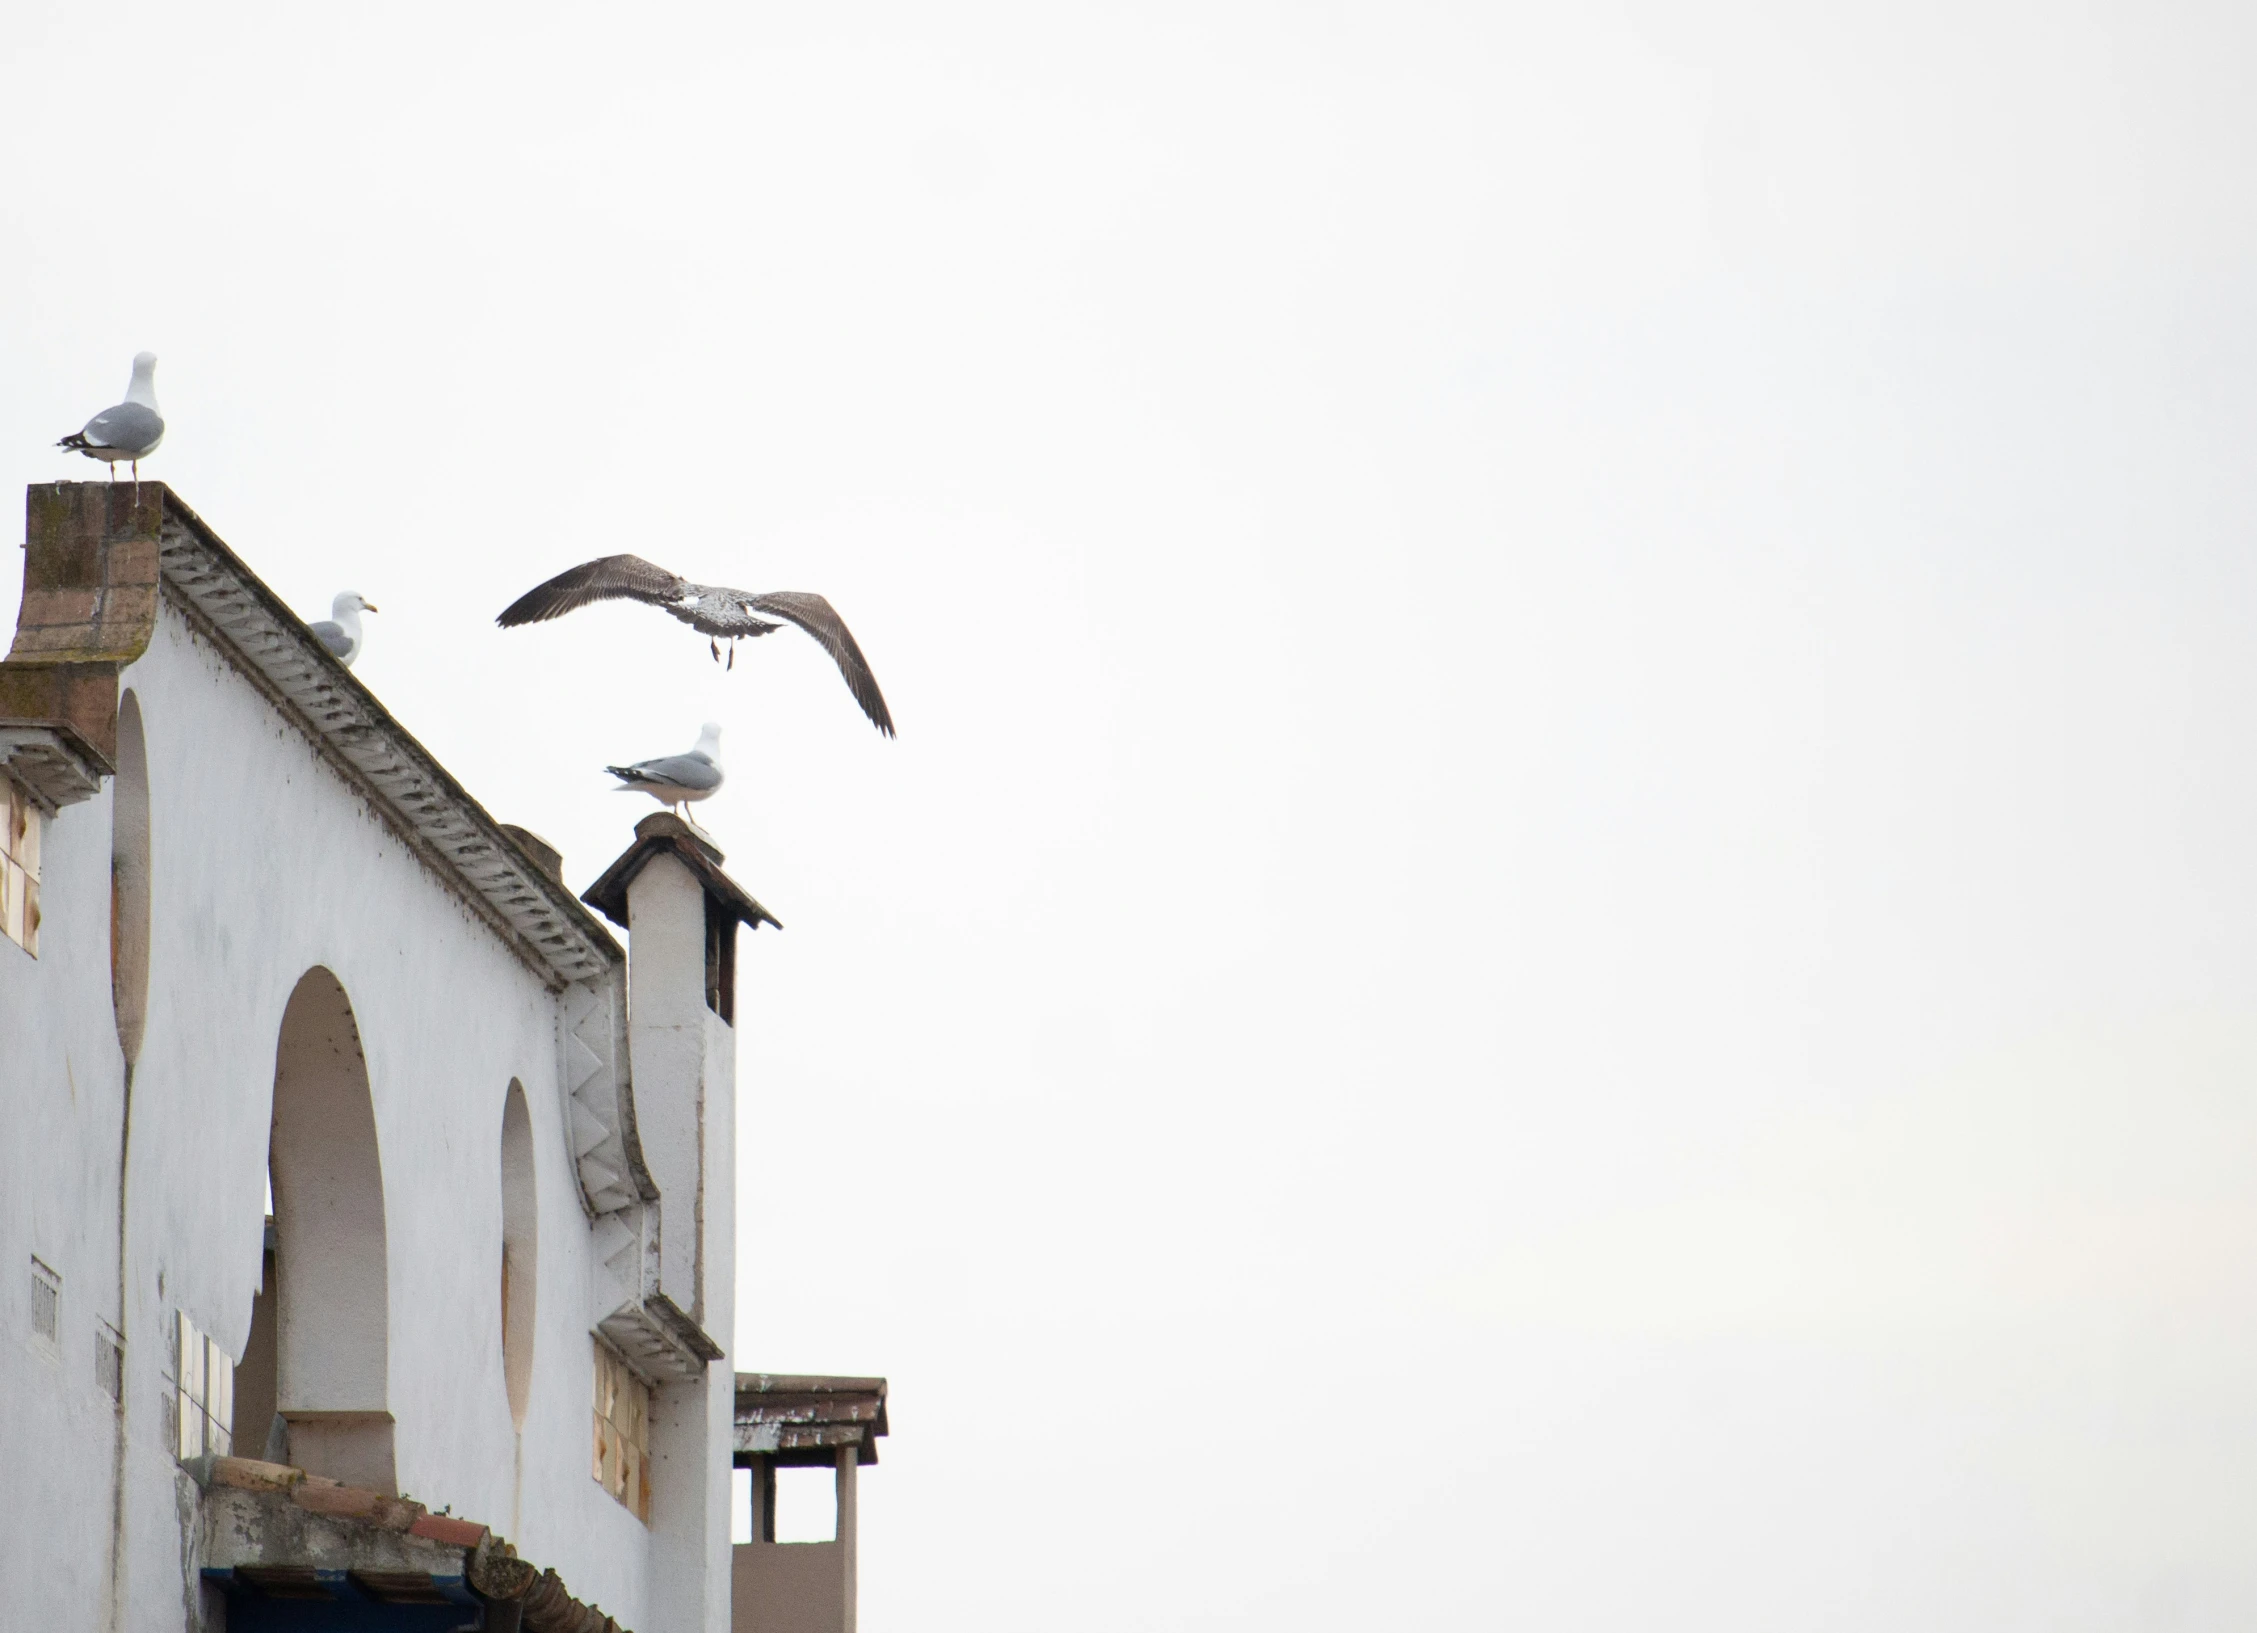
<box><xmin>727</xmin><ymin>641</ymin><xmax>735</xmax><ymax>671</ymax></box>
<box><xmin>710</xmin><ymin>638</ymin><xmax>721</xmax><ymax>664</ymax></box>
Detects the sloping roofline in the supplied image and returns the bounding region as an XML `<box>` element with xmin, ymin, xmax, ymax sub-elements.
<box><xmin>149</xmin><ymin>486</ymin><xmax>623</xmax><ymax>987</ymax></box>
<box><xmin>0</xmin><ymin>482</ymin><xmax>628</xmax><ymax>988</ymax></box>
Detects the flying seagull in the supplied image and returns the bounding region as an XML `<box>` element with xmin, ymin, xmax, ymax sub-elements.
<box><xmin>308</xmin><ymin>592</ymin><xmax>379</xmax><ymax>669</ymax></box>
<box><xmin>58</xmin><ymin>352</ymin><xmax>165</xmax><ymax>494</ymax></box>
<box><xmin>497</xmin><ymin>555</ymin><xmax>894</xmax><ymax>737</ymax></box>
<box><xmin>607</xmin><ymin>722</ymin><xmax>725</xmax><ymax>817</ymax></box>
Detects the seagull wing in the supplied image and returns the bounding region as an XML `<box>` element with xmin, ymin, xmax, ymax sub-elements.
<box><xmin>309</xmin><ymin>621</ymin><xmax>354</xmax><ymax>658</ymax></box>
<box><xmin>747</xmin><ymin>591</ymin><xmax>896</xmax><ymax>737</ymax></box>
<box><xmin>62</xmin><ymin>402</ymin><xmax>163</xmax><ymax>454</ymax></box>
<box><xmin>606</xmin><ymin>752</ymin><xmax>724</xmax><ymax>792</ymax></box>
<box><xmin>496</xmin><ymin>555</ymin><xmax>689</xmax><ymax>626</ymax></box>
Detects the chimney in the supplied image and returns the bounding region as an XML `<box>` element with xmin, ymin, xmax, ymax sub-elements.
<box><xmin>0</xmin><ymin>482</ymin><xmax>163</xmax><ymax>808</ymax></box>
<box><xmin>582</xmin><ymin>813</ymin><xmax>779</xmax><ymax>1633</ymax></box>
<box><xmin>582</xmin><ymin>812</ymin><xmax>778</xmax><ymax>1320</ymax></box>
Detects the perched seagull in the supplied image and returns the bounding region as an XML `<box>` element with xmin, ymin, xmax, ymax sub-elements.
<box><xmin>606</xmin><ymin>723</ymin><xmax>725</xmax><ymax>817</ymax></box>
<box><xmin>497</xmin><ymin>555</ymin><xmax>894</xmax><ymax>737</ymax></box>
<box><xmin>308</xmin><ymin>592</ymin><xmax>379</xmax><ymax>668</ymax></box>
<box><xmin>58</xmin><ymin>352</ymin><xmax>165</xmax><ymax>493</ymax></box>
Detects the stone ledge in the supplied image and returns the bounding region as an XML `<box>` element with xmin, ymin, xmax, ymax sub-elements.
<box><xmin>0</xmin><ymin>723</ymin><xmax>110</xmax><ymax>810</ymax></box>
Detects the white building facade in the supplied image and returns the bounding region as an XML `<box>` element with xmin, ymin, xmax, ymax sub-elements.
<box><xmin>0</xmin><ymin>482</ymin><xmax>769</xmax><ymax>1632</ymax></box>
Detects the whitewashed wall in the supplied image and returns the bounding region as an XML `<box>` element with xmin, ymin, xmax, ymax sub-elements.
<box><xmin>0</xmin><ymin>593</ymin><xmax>734</xmax><ymax>1631</ymax></box>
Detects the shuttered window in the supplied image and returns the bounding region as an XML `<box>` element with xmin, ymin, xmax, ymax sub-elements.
<box><xmin>1</xmin><ymin>779</ymin><xmax>39</xmax><ymax>956</ymax></box>
<box><xmin>592</xmin><ymin>1340</ymin><xmax>653</xmax><ymax>1523</ymax></box>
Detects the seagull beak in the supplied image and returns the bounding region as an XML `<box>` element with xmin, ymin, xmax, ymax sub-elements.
<box><xmin>363</xmin><ymin>602</ymin><xmax>381</xmax><ymax>614</ymax></box>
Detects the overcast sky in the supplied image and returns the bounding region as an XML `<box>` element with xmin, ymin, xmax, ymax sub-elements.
<box><xmin>10</xmin><ymin>2</ymin><xmax>2257</xmax><ymax>1627</ymax></box>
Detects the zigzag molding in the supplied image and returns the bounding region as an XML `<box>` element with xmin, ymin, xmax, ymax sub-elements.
<box><xmin>559</xmin><ymin>974</ymin><xmax>719</xmax><ymax>1378</ymax></box>
<box><xmin>558</xmin><ymin>976</ymin><xmax>649</xmax><ymax>1218</ymax></box>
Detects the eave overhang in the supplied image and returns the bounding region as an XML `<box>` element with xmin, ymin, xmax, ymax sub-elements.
<box><xmin>581</xmin><ymin>812</ymin><xmax>780</xmax><ymax>933</ymax></box>
<box><xmin>733</xmin><ymin>1374</ymin><xmax>890</xmax><ymax>1468</ymax></box>
<box><xmin>153</xmin><ymin>487</ymin><xmax>622</xmax><ymax>988</ymax></box>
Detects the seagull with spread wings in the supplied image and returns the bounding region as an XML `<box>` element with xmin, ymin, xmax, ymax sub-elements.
<box><xmin>496</xmin><ymin>555</ymin><xmax>894</xmax><ymax>737</ymax></box>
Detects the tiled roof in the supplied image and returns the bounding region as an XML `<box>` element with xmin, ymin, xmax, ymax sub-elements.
<box><xmin>198</xmin><ymin>1455</ymin><xmax>630</xmax><ymax>1632</ymax></box>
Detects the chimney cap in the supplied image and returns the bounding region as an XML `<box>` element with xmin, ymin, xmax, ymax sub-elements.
<box><xmin>581</xmin><ymin>813</ymin><xmax>781</xmax><ymax>934</ymax></box>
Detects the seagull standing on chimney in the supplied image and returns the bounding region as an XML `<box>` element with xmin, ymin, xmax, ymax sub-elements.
<box><xmin>58</xmin><ymin>353</ymin><xmax>165</xmax><ymax>496</ymax></box>
<box><xmin>605</xmin><ymin>723</ymin><xmax>726</xmax><ymax>819</ymax></box>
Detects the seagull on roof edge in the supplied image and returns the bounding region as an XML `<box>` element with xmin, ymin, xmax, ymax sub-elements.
<box><xmin>308</xmin><ymin>592</ymin><xmax>379</xmax><ymax>668</ymax></box>
<box><xmin>607</xmin><ymin>723</ymin><xmax>725</xmax><ymax>817</ymax></box>
<box><xmin>495</xmin><ymin>554</ymin><xmax>895</xmax><ymax>737</ymax></box>
<box><xmin>58</xmin><ymin>352</ymin><xmax>165</xmax><ymax>496</ymax></box>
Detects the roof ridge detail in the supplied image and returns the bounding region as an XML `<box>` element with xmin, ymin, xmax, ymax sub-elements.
<box><xmin>147</xmin><ymin>485</ymin><xmax>621</xmax><ymax>988</ymax></box>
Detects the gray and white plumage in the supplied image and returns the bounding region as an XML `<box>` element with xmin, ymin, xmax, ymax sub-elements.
<box><xmin>607</xmin><ymin>722</ymin><xmax>726</xmax><ymax>814</ymax></box>
<box><xmin>307</xmin><ymin>592</ymin><xmax>379</xmax><ymax>668</ymax></box>
<box><xmin>58</xmin><ymin>353</ymin><xmax>165</xmax><ymax>475</ymax></box>
<box><xmin>497</xmin><ymin>555</ymin><xmax>894</xmax><ymax>736</ymax></box>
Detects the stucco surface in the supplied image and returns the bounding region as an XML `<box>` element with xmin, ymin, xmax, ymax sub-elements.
<box><xmin>629</xmin><ymin>852</ymin><xmax>739</xmax><ymax>1633</ymax></box>
<box><xmin>734</xmin><ymin>1543</ymin><xmax>847</xmax><ymax>1633</ymax></box>
<box><xmin>0</xmin><ymin>593</ymin><xmax>740</xmax><ymax>1630</ymax></box>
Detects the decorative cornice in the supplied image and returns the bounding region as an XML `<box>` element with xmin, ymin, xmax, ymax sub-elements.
<box><xmin>597</xmin><ymin>1289</ymin><xmax>726</xmax><ymax>1384</ymax></box>
<box><xmin>0</xmin><ymin>723</ymin><xmax>109</xmax><ymax>811</ymax></box>
<box><xmin>149</xmin><ymin>486</ymin><xmax>620</xmax><ymax>990</ymax></box>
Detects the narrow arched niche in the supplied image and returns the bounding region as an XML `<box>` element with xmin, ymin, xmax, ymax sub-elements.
<box><xmin>111</xmin><ymin>690</ymin><xmax>151</xmax><ymax>1063</ymax></box>
<box><xmin>499</xmin><ymin>1079</ymin><xmax>538</xmax><ymax>1430</ymax></box>
<box><xmin>270</xmin><ymin>967</ymin><xmax>395</xmax><ymax>1492</ymax></box>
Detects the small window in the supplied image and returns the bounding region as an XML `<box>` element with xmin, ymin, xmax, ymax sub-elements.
<box><xmin>591</xmin><ymin>1340</ymin><xmax>652</xmax><ymax>1523</ymax></box>
<box><xmin>174</xmin><ymin>1310</ymin><xmax>235</xmax><ymax>1460</ymax></box>
<box><xmin>2</xmin><ymin>778</ymin><xmax>41</xmax><ymax>957</ymax></box>
<box><xmin>704</xmin><ymin>898</ymin><xmax>736</xmax><ymax>1023</ymax></box>
<box><xmin>30</xmin><ymin>1257</ymin><xmax>59</xmax><ymax>1348</ymax></box>
<box><xmin>95</xmin><ymin>1321</ymin><xmax>124</xmax><ymax>1403</ymax></box>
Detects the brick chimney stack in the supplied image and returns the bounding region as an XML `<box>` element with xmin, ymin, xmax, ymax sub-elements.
<box><xmin>0</xmin><ymin>482</ymin><xmax>164</xmax><ymax>807</ymax></box>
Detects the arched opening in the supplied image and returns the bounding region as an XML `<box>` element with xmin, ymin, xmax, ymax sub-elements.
<box><xmin>111</xmin><ymin>690</ymin><xmax>151</xmax><ymax>1063</ymax></box>
<box><xmin>500</xmin><ymin>1080</ymin><xmax>538</xmax><ymax>1430</ymax></box>
<box><xmin>268</xmin><ymin>968</ymin><xmax>394</xmax><ymax>1491</ymax></box>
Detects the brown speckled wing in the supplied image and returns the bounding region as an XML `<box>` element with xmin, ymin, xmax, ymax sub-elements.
<box><xmin>496</xmin><ymin>555</ymin><xmax>687</xmax><ymax>626</ymax></box>
<box><xmin>748</xmin><ymin>591</ymin><xmax>895</xmax><ymax>736</ymax></box>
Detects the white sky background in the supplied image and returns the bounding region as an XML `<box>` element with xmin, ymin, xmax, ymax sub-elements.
<box><xmin>7</xmin><ymin>1</ymin><xmax>2257</xmax><ymax>1625</ymax></box>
